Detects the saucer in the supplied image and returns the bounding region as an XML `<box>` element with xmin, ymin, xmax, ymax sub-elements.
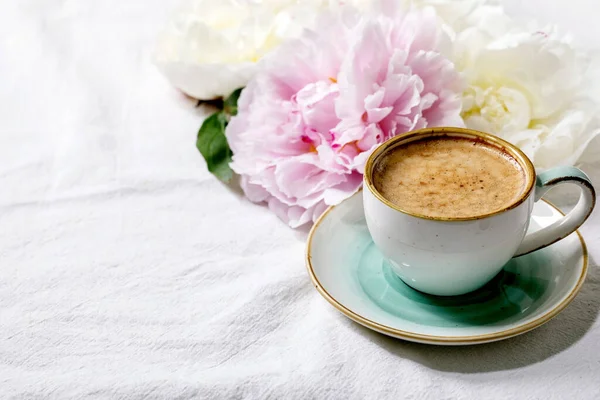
<box><xmin>306</xmin><ymin>192</ymin><xmax>588</xmax><ymax>345</ymax></box>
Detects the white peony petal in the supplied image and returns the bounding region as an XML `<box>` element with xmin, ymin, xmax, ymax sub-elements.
<box><xmin>535</xmin><ymin>109</ymin><xmax>600</xmax><ymax>168</ymax></box>
<box><xmin>155</xmin><ymin>0</ymin><xmax>374</xmax><ymax>99</ymax></box>
<box><xmin>155</xmin><ymin>61</ymin><xmax>257</xmax><ymax>100</ymax></box>
<box><xmin>425</xmin><ymin>0</ymin><xmax>600</xmax><ymax>168</ymax></box>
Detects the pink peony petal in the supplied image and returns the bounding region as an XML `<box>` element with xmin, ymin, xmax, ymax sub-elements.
<box><xmin>295</xmin><ymin>81</ymin><xmax>340</xmax><ymax>134</ymax></box>
<box><xmin>286</xmin><ymin>205</ymin><xmax>314</xmax><ymax>228</ymax></box>
<box><xmin>226</xmin><ymin>5</ymin><xmax>464</xmax><ymax>228</ymax></box>
<box><xmin>322</xmin><ymin>171</ymin><xmax>363</xmax><ymax>205</ymax></box>
<box><xmin>275</xmin><ymin>156</ymin><xmax>347</xmax><ymax>200</ymax></box>
<box><xmin>311</xmin><ymin>201</ymin><xmax>330</xmax><ymax>223</ymax></box>
<box><xmin>357</xmin><ymin>124</ymin><xmax>384</xmax><ymax>151</ymax></box>
<box><xmin>241</xmin><ymin>176</ymin><xmax>270</xmax><ymax>203</ymax></box>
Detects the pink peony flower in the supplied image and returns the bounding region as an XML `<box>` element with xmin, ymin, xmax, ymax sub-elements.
<box><xmin>226</xmin><ymin>3</ymin><xmax>464</xmax><ymax>227</ymax></box>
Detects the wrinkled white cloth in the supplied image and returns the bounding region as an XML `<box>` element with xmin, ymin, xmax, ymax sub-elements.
<box><xmin>1</xmin><ymin>0</ymin><xmax>600</xmax><ymax>398</ymax></box>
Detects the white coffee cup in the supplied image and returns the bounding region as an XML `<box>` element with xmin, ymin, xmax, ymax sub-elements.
<box><xmin>363</xmin><ymin>127</ymin><xmax>595</xmax><ymax>296</ymax></box>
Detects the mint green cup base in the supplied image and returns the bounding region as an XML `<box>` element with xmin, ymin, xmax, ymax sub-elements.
<box><xmin>306</xmin><ymin>192</ymin><xmax>587</xmax><ymax>345</ymax></box>
<box><xmin>359</xmin><ymin>245</ymin><xmax>550</xmax><ymax>328</ymax></box>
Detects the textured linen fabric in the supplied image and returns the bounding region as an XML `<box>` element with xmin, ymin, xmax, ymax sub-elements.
<box><xmin>1</xmin><ymin>0</ymin><xmax>599</xmax><ymax>398</ymax></box>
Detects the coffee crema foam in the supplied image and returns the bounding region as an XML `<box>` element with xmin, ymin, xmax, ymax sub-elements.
<box><xmin>373</xmin><ymin>137</ymin><xmax>527</xmax><ymax>218</ymax></box>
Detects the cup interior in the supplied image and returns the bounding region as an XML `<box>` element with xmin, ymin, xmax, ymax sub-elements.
<box><xmin>364</xmin><ymin>127</ymin><xmax>536</xmax><ymax>221</ymax></box>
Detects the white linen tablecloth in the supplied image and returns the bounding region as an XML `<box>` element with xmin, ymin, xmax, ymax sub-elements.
<box><xmin>1</xmin><ymin>0</ymin><xmax>599</xmax><ymax>398</ymax></box>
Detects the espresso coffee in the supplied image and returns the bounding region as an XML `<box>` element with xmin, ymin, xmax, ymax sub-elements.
<box><xmin>372</xmin><ymin>136</ymin><xmax>527</xmax><ymax>218</ymax></box>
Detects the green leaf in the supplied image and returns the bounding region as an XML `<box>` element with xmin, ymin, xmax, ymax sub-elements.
<box><xmin>224</xmin><ymin>88</ymin><xmax>243</xmax><ymax>116</ymax></box>
<box><xmin>196</xmin><ymin>111</ymin><xmax>233</xmax><ymax>182</ymax></box>
<box><xmin>194</xmin><ymin>88</ymin><xmax>243</xmax><ymax>182</ymax></box>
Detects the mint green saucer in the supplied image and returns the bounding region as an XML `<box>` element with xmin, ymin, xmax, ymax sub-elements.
<box><xmin>306</xmin><ymin>192</ymin><xmax>587</xmax><ymax>345</ymax></box>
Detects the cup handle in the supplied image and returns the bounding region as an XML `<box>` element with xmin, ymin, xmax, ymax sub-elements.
<box><xmin>514</xmin><ymin>166</ymin><xmax>596</xmax><ymax>257</ymax></box>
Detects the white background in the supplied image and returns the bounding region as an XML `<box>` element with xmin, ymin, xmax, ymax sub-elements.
<box><xmin>1</xmin><ymin>0</ymin><xmax>599</xmax><ymax>398</ymax></box>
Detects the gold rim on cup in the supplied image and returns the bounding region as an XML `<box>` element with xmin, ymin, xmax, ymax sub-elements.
<box><xmin>363</xmin><ymin>127</ymin><xmax>537</xmax><ymax>222</ymax></box>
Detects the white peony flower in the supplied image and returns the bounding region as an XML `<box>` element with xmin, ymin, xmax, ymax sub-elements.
<box><xmin>154</xmin><ymin>0</ymin><xmax>371</xmax><ymax>100</ymax></box>
<box><xmin>407</xmin><ymin>0</ymin><xmax>600</xmax><ymax>168</ymax></box>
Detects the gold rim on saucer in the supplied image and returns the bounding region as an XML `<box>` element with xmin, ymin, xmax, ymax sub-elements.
<box><xmin>305</xmin><ymin>198</ymin><xmax>588</xmax><ymax>345</ymax></box>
